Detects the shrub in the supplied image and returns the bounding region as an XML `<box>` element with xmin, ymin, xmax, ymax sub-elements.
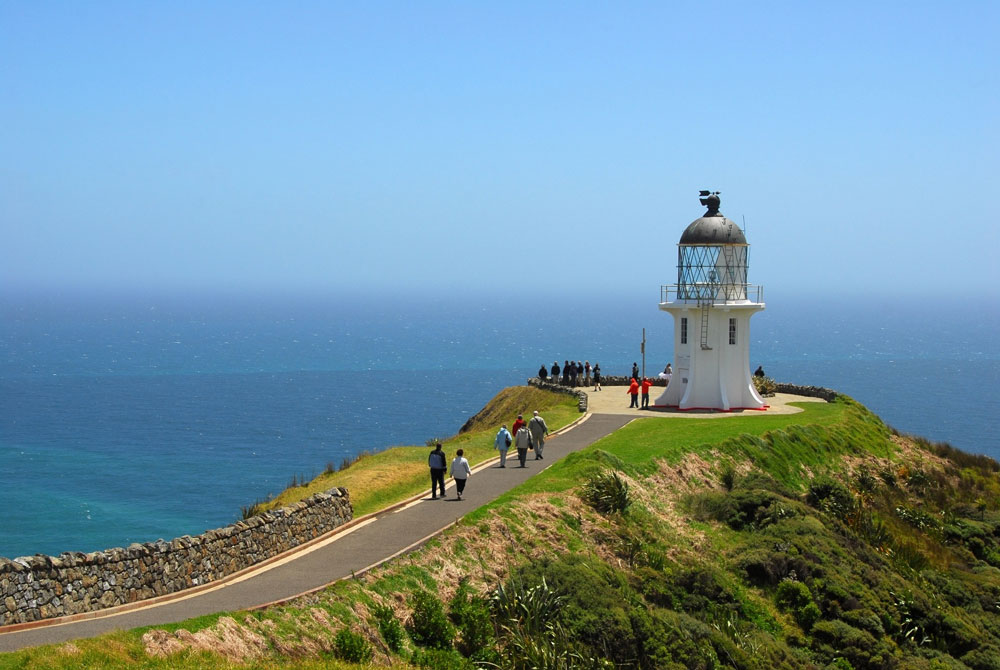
<box><xmin>516</xmin><ymin>554</ymin><xmax>637</xmax><ymax>665</ymax></box>
<box><xmin>408</xmin><ymin>589</ymin><xmax>455</xmax><ymax>650</ymax></box>
<box><xmin>807</xmin><ymin>476</ymin><xmax>855</xmax><ymax>519</ymax></box>
<box><xmin>854</xmin><ymin>466</ymin><xmax>879</xmax><ymax>494</ymax></box>
<box><xmin>491</xmin><ymin>575</ymin><xmax>563</xmax><ymax>636</ymax></box>
<box><xmin>410</xmin><ymin>648</ymin><xmax>476</xmax><ymax>670</ymax></box>
<box><xmin>581</xmin><ymin>470</ymin><xmax>632</xmax><ymax>515</ymax></box>
<box><xmin>333</xmin><ymin>628</ymin><xmax>373</xmax><ymax>663</ymax></box>
<box><xmin>448</xmin><ymin>581</ymin><xmax>496</xmax><ymax>659</ymax></box>
<box><xmin>776</xmin><ymin>580</ymin><xmax>812</xmax><ymax>611</ymax></box>
<box><xmin>720</xmin><ymin>462</ymin><xmax>737</xmax><ymax>491</ymax></box>
<box><xmin>961</xmin><ymin>646</ymin><xmax>1000</xmax><ymax>670</ymax></box>
<box><xmin>811</xmin><ymin>620</ymin><xmax>889</xmax><ymax>669</ymax></box>
<box><xmin>372</xmin><ymin>603</ymin><xmax>405</xmax><ymax>653</ymax></box>
<box><xmin>701</xmin><ymin>489</ymin><xmax>797</xmax><ymax>531</ymax></box>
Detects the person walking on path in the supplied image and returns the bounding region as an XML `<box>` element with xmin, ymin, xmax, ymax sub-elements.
<box><xmin>628</xmin><ymin>378</ymin><xmax>640</xmax><ymax>408</ymax></box>
<box><xmin>514</xmin><ymin>423</ymin><xmax>532</xmax><ymax>467</ymax></box>
<box><xmin>511</xmin><ymin>413</ymin><xmax>526</xmax><ymax>439</ymax></box>
<box><xmin>593</xmin><ymin>363</ymin><xmax>602</xmax><ymax>391</ymax></box>
<box><xmin>428</xmin><ymin>443</ymin><xmax>447</xmax><ymax>499</ymax></box>
<box><xmin>450</xmin><ymin>449</ymin><xmax>472</xmax><ymax>500</ymax></box>
<box><xmin>641</xmin><ymin>377</ymin><xmax>654</xmax><ymax>408</ymax></box>
<box><xmin>528</xmin><ymin>410</ymin><xmax>549</xmax><ymax>460</ymax></box>
<box><xmin>494</xmin><ymin>424</ymin><xmax>512</xmax><ymax>467</ymax></box>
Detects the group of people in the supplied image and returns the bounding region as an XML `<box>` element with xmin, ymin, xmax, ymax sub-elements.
<box><xmin>427</xmin><ymin>410</ymin><xmax>550</xmax><ymax>501</ymax></box>
<box><xmin>626</xmin><ymin>376</ymin><xmax>656</xmax><ymax>408</ymax></box>
<box><xmin>538</xmin><ymin>360</ymin><xmax>602</xmax><ymax>391</ymax></box>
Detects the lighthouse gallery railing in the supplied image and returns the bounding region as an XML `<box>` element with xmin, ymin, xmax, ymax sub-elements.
<box><xmin>660</xmin><ymin>284</ymin><xmax>764</xmax><ymax>305</ymax></box>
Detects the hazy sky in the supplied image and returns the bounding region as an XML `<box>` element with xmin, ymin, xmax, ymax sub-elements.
<box><xmin>2</xmin><ymin>2</ymin><xmax>997</xmax><ymax>300</ymax></box>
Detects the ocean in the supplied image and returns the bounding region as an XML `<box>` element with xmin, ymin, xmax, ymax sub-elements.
<box><xmin>2</xmin><ymin>290</ymin><xmax>998</xmax><ymax>560</ymax></box>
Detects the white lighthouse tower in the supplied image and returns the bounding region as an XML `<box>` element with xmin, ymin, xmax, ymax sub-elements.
<box><xmin>654</xmin><ymin>192</ymin><xmax>767</xmax><ymax>411</ymax></box>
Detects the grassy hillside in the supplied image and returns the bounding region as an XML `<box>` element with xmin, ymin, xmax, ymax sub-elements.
<box><xmin>4</xmin><ymin>392</ymin><xmax>1000</xmax><ymax>670</ymax></box>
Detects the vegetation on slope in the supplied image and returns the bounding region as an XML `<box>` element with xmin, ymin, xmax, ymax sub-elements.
<box><xmin>4</xmin><ymin>392</ymin><xmax>1000</xmax><ymax>670</ymax></box>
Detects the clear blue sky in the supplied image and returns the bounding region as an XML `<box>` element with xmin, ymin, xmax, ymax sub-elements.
<box><xmin>2</xmin><ymin>1</ymin><xmax>997</xmax><ymax>300</ymax></box>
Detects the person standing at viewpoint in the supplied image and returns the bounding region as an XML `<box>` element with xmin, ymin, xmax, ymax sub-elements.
<box><xmin>514</xmin><ymin>422</ymin><xmax>532</xmax><ymax>467</ymax></box>
<box><xmin>641</xmin><ymin>377</ymin><xmax>654</xmax><ymax>408</ymax></box>
<box><xmin>428</xmin><ymin>442</ymin><xmax>447</xmax><ymax>500</ymax></box>
<box><xmin>494</xmin><ymin>424</ymin><xmax>512</xmax><ymax>468</ymax></box>
<box><xmin>628</xmin><ymin>377</ymin><xmax>640</xmax><ymax>408</ymax></box>
<box><xmin>528</xmin><ymin>410</ymin><xmax>549</xmax><ymax>460</ymax></box>
<box><xmin>450</xmin><ymin>449</ymin><xmax>472</xmax><ymax>500</ymax></box>
<box><xmin>593</xmin><ymin>363</ymin><xmax>602</xmax><ymax>391</ymax></box>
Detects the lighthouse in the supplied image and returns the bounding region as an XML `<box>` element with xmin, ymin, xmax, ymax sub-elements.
<box><xmin>654</xmin><ymin>192</ymin><xmax>767</xmax><ymax>411</ymax></box>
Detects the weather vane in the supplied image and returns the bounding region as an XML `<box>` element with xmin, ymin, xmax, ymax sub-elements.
<box><xmin>699</xmin><ymin>190</ymin><xmax>722</xmax><ymax>216</ymax></box>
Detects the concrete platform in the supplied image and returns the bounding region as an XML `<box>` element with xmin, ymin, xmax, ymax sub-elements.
<box><xmin>583</xmin><ymin>386</ymin><xmax>825</xmax><ymax>417</ymax></box>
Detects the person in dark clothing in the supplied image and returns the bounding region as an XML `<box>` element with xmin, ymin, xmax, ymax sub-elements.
<box><xmin>428</xmin><ymin>443</ymin><xmax>447</xmax><ymax>499</ymax></box>
<box><xmin>562</xmin><ymin>360</ymin><xmax>570</xmax><ymax>385</ymax></box>
<box><xmin>551</xmin><ymin>361</ymin><xmax>560</xmax><ymax>383</ymax></box>
<box><xmin>631</xmin><ymin>362</ymin><xmax>640</xmax><ymax>381</ymax></box>
<box><xmin>754</xmin><ymin>365</ymin><xmax>765</xmax><ymax>378</ymax></box>
<box><xmin>538</xmin><ymin>364</ymin><xmax>548</xmax><ymax>381</ymax></box>
<box><xmin>568</xmin><ymin>361</ymin><xmax>577</xmax><ymax>387</ymax></box>
<box><xmin>593</xmin><ymin>363</ymin><xmax>602</xmax><ymax>391</ymax></box>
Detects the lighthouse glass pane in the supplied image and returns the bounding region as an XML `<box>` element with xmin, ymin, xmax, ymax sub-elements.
<box><xmin>681</xmin><ymin>318</ymin><xmax>688</xmax><ymax>344</ymax></box>
<box><xmin>678</xmin><ymin>245</ymin><xmax>749</xmax><ymax>301</ymax></box>
<box><xmin>729</xmin><ymin>318</ymin><xmax>737</xmax><ymax>345</ymax></box>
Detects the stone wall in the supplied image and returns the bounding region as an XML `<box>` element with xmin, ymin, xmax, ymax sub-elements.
<box><xmin>527</xmin><ymin>378</ymin><xmax>589</xmax><ymax>412</ymax></box>
<box><xmin>0</xmin><ymin>487</ymin><xmax>352</xmax><ymax>626</ymax></box>
<box><xmin>774</xmin><ymin>382</ymin><xmax>840</xmax><ymax>402</ymax></box>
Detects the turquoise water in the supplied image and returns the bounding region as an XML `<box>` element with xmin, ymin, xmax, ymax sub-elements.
<box><xmin>2</xmin><ymin>291</ymin><xmax>997</xmax><ymax>559</ymax></box>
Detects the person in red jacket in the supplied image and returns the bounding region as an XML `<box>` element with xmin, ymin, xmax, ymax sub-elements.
<box><xmin>627</xmin><ymin>378</ymin><xmax>640</xmax><ymax>408</ymax></box>
<box><xmin>641</xmin><ymin>377</ymin><xmax>654</xmax><ymax>408</ymax></box>
<box><xmin>511</xmin><ymin>414</ymin><xmax>526</xmax><ymax>438</ymax></box>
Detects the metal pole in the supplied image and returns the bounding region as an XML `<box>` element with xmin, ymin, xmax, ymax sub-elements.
<box><xmin>641</xmin><ymin>328</ymin><xmax>646</xmax><ymax>379</ymax></box>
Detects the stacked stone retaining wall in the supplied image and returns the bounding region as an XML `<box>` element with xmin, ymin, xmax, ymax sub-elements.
<box><xmin>773</xmin><ymin>383</ymin><xmax>840</xmax><ymax>402</ymax></box>
<box><xmin>0</xmin><ymin>487</ymin><xmax>352</xmax><ymax>627</ymax></box>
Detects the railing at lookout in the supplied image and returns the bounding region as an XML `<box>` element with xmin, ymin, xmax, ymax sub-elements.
<box><xmin>660</xmin><ymin>284</ymin><xmax>764</xmax><ymax>305</ymax></box>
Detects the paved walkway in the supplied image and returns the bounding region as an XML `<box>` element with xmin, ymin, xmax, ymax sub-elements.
<box><xmin>0</xmin><ymin>412</ymin><xmax>634</xmax><ymax>651</ymax></box>
<box><xmin>0</xmin><ymin>389</ymin><xmax>822</xmax><ymax>652</ymax></box>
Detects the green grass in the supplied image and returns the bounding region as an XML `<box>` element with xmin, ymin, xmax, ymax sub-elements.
<box><xmin>469</xmin><ymin>396</ymin><xmax>892</xmax><ymax>520</ymax></box>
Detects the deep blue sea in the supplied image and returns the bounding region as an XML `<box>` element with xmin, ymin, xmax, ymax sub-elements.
<box><xmin>2</xmin><ymin>290</ymin><xmax>998</xmax><ymax>559</ymax></box>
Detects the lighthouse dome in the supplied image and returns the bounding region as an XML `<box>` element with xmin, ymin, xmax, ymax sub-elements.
<box><xmin>679</xmin><ymin>193</ymin><xmax>746</xmax><ymax>245</ymax></box>
<box><xmin>679</xmin><ymin>215</ymin><xmax>746</xmax><ymax>245</ymax></box>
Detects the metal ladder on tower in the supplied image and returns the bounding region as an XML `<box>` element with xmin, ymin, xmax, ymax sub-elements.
<box><xmin>699</xmin><ymin>302</ymin><xmax>712</xmax><ymax>350</ymax></box>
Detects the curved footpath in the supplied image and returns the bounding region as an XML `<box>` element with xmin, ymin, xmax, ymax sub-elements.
<box><xmin>0</xmin><ymin>412</ymin><xmax>632</xmax><ymax>651</ymax></box>
<box><xmin>0</xmin><ymin>392</ymin><xmax>816</xmax><ymax>652</ymax></box>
